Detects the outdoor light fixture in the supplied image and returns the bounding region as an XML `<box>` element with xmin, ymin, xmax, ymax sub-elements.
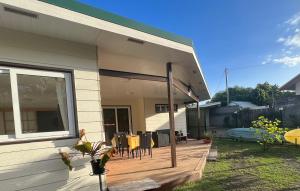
<box><xmin>4</xmin><ymin>6</ymin><xmax>38</xmax><ymax>19</ymax></box>
<box><xmin>127</xmin><ymin>37</ymin><xmax>145</xmax><ymax>45</ymax></box>
<box><xmin>188</xmin><ymin>86</ymin><xmax>192</xmax><ymax>96</ymax></box>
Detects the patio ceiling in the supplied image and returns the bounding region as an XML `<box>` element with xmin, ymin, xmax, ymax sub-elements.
<box><xmin>0</xmin><ymin>0</ymin><xmax>210</xmax><ymax>101</ymax></box>
<box><xmin>100</xmin><ymin>76</ymin><xmax>192</xmax><ymax>102</ymax></box>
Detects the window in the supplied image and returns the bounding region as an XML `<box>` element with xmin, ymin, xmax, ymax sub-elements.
<box><xmin>155</xmin><ymin>104</ymin><xmax>178</xmax><ymax>113</ymax></box>
<box><xmin>0</xmin><ymin>66</ymin><xmax>75</xmax><ymax>142</ymax></box>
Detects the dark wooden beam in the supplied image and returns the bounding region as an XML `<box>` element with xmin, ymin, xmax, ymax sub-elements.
<box><xmin>99</xmin><ymin>69</ymin><xmax>167</xmax><ymax>82</ymax></box>
<box><xmin>197</xmin><ymin>102</ymin><xmax>201</xmax><ymax>139</ymax></box>
<box><xmin>173</xmin><ymin>78</ymin><xmax>199</xmax><ymax>102</ymax></box>
<box><xmin>167</xmin><ymin>62</ymin><xmax>177</xmax><ymax>168</ymax></box>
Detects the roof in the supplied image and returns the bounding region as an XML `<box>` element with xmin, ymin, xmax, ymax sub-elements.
<box><xmin>199</xmin><ymin>102</ymin><xmax>221</xmax><ymax>108</ymax></box>
<box><xmin>229</xmin><ymin>101</ymin><xmax>269</xmax><ymax>110</ymax></box>
<box><xmin>39</xmin><ymin>0</ymin><xmax>193</xmax><ymax>47</ymax></box>
<box><xmin>186</xmin><ymin>102</ymin><xmax>221</xmax><ymax>109</ymax></box>
<box><xmin>280</xmin><ymin>73</ymin><xmax>300</xmax><ymax>91</ymax></box>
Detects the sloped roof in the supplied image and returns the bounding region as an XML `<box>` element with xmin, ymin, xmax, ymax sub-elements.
<box><xmin>39</xmin><ymin>0</ymin><xmax>193</xmax><ymax>46</ymax></box>
<box><xmin>280</xmin><ymin>73</ymin><xmax>300</xmax><ymax>91</ymax></box>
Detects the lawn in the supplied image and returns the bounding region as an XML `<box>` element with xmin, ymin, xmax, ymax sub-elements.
<box><xmin>176</xmin><ymin>139</ymin><xmax>300</xmax><ymax>191</ymax></box>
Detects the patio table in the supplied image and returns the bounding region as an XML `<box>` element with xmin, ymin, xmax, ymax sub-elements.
<box><xmin>111</xmin><ymin>135</ymin><xmax>154</xmax><ymax>148</ymax></box>
<box><xmin>111</xmin><ymin>135</ymin><xmax>154</xmax><ymax>159</ymax></box>
<box><xmin>127</xmin><ymin>135</ymin><xmax>140</xmax><ymax>150</ymax></box>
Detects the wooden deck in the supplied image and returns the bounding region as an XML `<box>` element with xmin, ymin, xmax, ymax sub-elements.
<box><xmin>106</xmin><ymin>140</ymin><xmax>211</xmax><ymax>190</ymax></box>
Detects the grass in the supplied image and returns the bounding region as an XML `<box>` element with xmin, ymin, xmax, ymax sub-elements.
<box><xmin>176</xmin><ymin>139</ymin><xmax>300</xmax><ymax>191</ymax></box>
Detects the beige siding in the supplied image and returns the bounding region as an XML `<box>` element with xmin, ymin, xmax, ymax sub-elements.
<box><xmin>144</xmin><ymin>98</ymin><xmax>187</xmax><ymax>135</ymax></box>
<box><xmin>0</xmin><ymin>28</ymin><xmax>103</xmax><ymax>190</ymax></box>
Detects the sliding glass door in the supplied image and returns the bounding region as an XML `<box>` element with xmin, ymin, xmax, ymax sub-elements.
<box><xmin>103</xmin><ymin>106</ymin><xmax>131</xmax><ymax>144</ymax></box>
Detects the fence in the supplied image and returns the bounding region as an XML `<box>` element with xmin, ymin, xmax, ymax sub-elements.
<box><xmin>186</xmin><ymin>108</ymin><xmax>205</xmax><ymax>139</ymax></box>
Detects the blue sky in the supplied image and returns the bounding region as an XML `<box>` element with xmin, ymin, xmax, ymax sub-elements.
<box><xmin>79</xmin><ymin>0</ymin><xmax>300</xmax><ymax>96</ymax></box>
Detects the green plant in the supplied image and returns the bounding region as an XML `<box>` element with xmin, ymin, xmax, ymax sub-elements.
<box><xmin>251</xmin><ymin>116</ymin><xmax>288</xmax><ymax>151</ymax></box>
<box><xmin>59</xmin><ymin>129</ymin><xmax>114</xmax><ymax>171</ymax></box>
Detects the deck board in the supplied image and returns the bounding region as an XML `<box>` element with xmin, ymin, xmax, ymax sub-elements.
<box><xmin>106</xmin><ymin>140</ymin><xmax>210</xmax><ymax>190</ymax></box>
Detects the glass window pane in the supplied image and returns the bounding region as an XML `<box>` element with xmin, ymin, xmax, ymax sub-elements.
<box><xmin>155</xmin><ymin>105</ymin><xmax>161</xmax><ymax>113</ymax></box>
<box><xmin>117</xmin><ymin>108</ymin><xmax>130</xmax><ymax>133</ymax></box>
<box><xmin>103</xmin><ymin>109</ymin><xmax>116</xmax><ymax>145</ymax></box>
<box><xmin>17</xmin><ymin>74</ymin><xmax>69</xmax><ymax>133</ymax></box>
<box><xmin>0</xmin><ymin>70</ymin><xmax>14</xmax><ymax>135</ymax></box>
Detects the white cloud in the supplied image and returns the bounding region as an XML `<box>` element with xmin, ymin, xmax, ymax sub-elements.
<box><xmin>281</xmin><ymin>32</ymin><xmax>300</xmax><ymax>48</ymax></box>
<box><xmin>286</xmin><ymin>13</ymin><xmax>300</xmax><ymax>26</ymax></box>
<box><xmin>277</xmin><ymin>37</ymin><xmax>285</xmax><ymax>42</ymax></box>
<box><xmin>272</xmin><ymin>55</ymin><xmax>300</xmax><ymax>67</ymax></box>
<box><xmin>263</xmin><ymin>12</ymin><xmax>300</xmax><ymax>67</ymax></box>
<box><xmin>277</xmin><ymin>12</ymin><xmax>300</xmax><ymax>49</ymax></box>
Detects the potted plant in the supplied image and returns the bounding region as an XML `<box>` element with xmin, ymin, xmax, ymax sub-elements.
<box><xmin>59</xmin><ymin>129</ymin><xmax>114</xmax><ymax>191</ymax></box>
<box><xmin>202</xmin><ymin>132</ymin><xmax>213</xmax><ymax>144</ymax></box>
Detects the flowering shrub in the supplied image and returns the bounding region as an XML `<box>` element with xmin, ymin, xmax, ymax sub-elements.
<box><xmin>251</xmin><ymin>116</ymin><xmax>288</xmax><ymax>151</ymax></box>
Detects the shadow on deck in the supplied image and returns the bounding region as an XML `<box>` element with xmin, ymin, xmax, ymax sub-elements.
<box><xmin>106</xmin><ymin>140</ymin><xmax>211</xmax><ymax>191</ymax></box>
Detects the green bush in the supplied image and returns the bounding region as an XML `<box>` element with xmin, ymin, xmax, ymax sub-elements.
<box><xmin>251</xmin><ymin>116</ymin><xmax>288</xmax><ymax>151</ymax></box>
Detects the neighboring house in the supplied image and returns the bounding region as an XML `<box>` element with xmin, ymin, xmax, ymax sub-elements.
<box><xmin>208</xmin><ymin>101</ymin><xmax>269</xmax><ymax>131</ymax></box>
<box><xmin>0</xmin><ymin>1</ymin><xmax>210</xmax><ymax>190</ymax></box>
<box><xmin>228</xmin><ymin>101</ymin><xmax>269</xmax><ymax>110</ymax></box>
<box><xmin>279</xmin><ymin>74</ymin><xmax>300</xmax><ymax>128</ymax></box>
<box><xmin>280</xmin><ymin>73</ymin><xmax>300</xmax><ymax>95</ymax></box>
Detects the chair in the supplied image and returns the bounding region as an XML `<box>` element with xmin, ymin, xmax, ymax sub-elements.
<box><xmin>113</xmin><ymin>134</ymin><xmax>121</xmax><ymax>155</ymax></box>
<box><xmin>145</xmin><ymin>131</ymin><xmax>153</xmax><ymax>158</ymax></box>
<box><xmin>119</xmin><ymin>133</ymin><xmax>129</xmax><ymax>158</ymax></box>
<box><xmin>175</xmin><ymin>131</ymin><xmax>187</xmax><ymax>144</ymax></box>
<box><xmin>152</xmin><ymin>129</ymin><xmax>170</xmax><ymax>147</ymax></box>
<box><xmin>137</xmin><ymin>131</ymin><xmax>144</xmax><ymax>159</ymax></box>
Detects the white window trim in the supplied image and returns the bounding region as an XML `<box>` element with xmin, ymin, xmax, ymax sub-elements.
<box><xmin>102</xmin><ymin>106</ymin><xmax>132</xmax><ymax>134</ymax></box>
<box><xmin>0</xmin><ymin>66</ymin><xmax>76</xmax><ymax>142</ymax></box>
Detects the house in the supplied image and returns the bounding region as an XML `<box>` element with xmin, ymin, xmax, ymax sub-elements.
<box><xmin>0</xmin><ymin>0</ymin><xmax>210</xmax><ymax>190</ymax></box>
<box><xmin>280</xmin><ymin>73</ymin><xmax>300</xmax><ymax>95</ymax></box>
<box><xmin>279</xmin><ymin>74</ymin><xmax>300</xmax><ymax>128</ymax></box>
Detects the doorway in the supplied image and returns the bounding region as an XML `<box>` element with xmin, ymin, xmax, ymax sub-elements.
<box><xmin>103</xmin><ymin>106</ymin><xmax>132</xmax><ymax>144</ymax></box>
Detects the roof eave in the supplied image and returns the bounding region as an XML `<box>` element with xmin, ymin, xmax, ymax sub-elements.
<box><xmin>39</xmin><ymin>0</ymin><xmax>193</xmax><ymax>47</ymax></box>
<box><xmin>280</xmin><ymin>73</ymin><xmax>300</xmax><ymax>91</ymax></box>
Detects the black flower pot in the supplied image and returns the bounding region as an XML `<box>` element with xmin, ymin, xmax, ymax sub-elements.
<box><xmin>91</xmin><ymin>159</ymin><xmax>105</xmax><ymax>175</ymax></box>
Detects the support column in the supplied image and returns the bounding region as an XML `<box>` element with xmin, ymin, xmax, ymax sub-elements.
<box><xmin>197</xmin><ymin>102</ymin><xmax>201</xmax><ymax>139</ymax></box>
<box><xmin>167</xmin><ymin>62</ymin><xmax>177</xmax><ymax>168</ymax></box>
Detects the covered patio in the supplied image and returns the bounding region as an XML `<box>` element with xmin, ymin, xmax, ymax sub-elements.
<box><xmin>106</xmin><ymin>140</ymin><xmax>211</xmax><ymax>190</ymax></box>
<box><xmin>98</xmin><ymin>36</ymin><xmax>211</xmax><ymax>168</ymax></box>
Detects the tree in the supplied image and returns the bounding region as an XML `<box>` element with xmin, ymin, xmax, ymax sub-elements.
<box><xmin>212</xmin><ymin>86</ymin><xmax>253</xmax><ymax>106</ymax></box>
<box><xmin>251</xmin><ymin>82</ymin><xmax>277</xmax><ymax>106</ymax></box>
<box><xmin>212</xmin><ymin>82</ymin><xmax>294</xmax><ymax>106</ymax></box>
<box><xmin>251</xmin><ymin>116</ymin><xmax>288</xmax><ymax>151</ymax></box>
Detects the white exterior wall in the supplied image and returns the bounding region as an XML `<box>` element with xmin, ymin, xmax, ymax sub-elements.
<box><xmin>144</xmin><ymin>98</ymin><xmax>187</xmax><ymax>136</ymax></box>
<box><xmin>101</xmin><ymin>97</ymin><xmax>187</xmax><ymax>136</ymax></box>
<box><xmin>0</xmin><ymin>28</ymin><xmax>104</xmax><ymax>190</ymax></box>
<box><xmin>296</xmin><ymin>81</ymin><xmax>300</xmax><ymax>95</ymax></box>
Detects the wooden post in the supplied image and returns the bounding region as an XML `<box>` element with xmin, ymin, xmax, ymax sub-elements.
<box><xmin>197</xmin><ymin>102</ymin><xmax>201</xmax><ymax>139</ymax></box>
<box><xmin>167</xmin><ymin>62</ymin><xmax>177</xmax><ymax>168</ymax></box>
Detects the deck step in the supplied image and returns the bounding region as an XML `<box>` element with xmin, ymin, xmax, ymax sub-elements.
<box><xmin>207</xmin><ymin>149</ymin><xmax>218</xmax><ymax>161</ymax></box>
<box><xmin>109</xmin><ymin>178</ymin><xmax>160</xmax><ymax>191</ymax></box>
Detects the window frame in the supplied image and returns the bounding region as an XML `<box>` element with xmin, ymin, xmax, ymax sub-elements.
<box><xmin>155</xmin><ymin>104</ymin><xmax>178</xmax><ymax>113</ymax></box>
<box><xmin>0</xmin><ymin>66</ymin><xmax>76</xmax><ymax>142</ymax></box>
